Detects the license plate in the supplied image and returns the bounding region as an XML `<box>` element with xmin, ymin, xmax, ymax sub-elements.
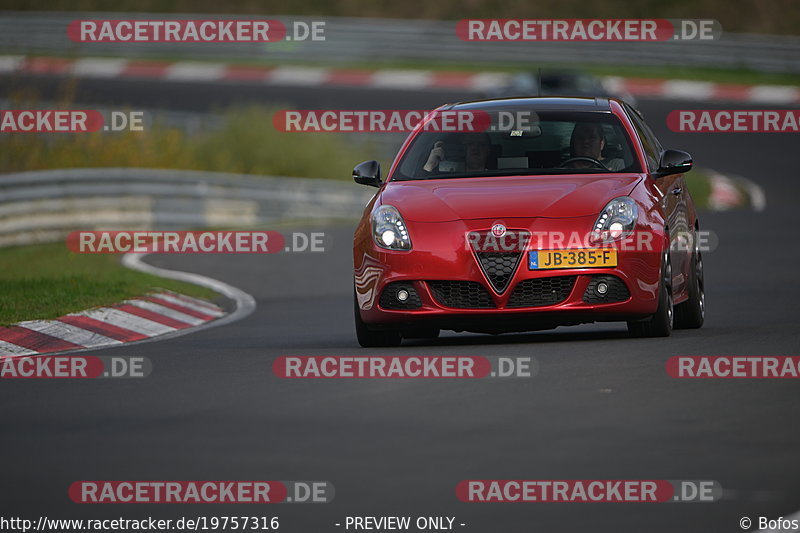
<box><xmin>529</xmin><ymin>249</ymin><xmax>617</xmax><ymax>270</ymax></box>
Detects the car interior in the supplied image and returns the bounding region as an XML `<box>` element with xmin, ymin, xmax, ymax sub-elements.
<box><xmin>399</xmin><ymin>115</ymin><xmax>639</xmax><ymax>178</ymax></box>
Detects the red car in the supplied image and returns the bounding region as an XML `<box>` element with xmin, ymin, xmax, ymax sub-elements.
<box><xmin>352</xmin><ymin>97</ymin><xmax>705</xmax><ymax>347</ymax></box>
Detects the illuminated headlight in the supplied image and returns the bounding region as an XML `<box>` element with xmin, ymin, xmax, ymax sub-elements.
<box><xmin>592</xmin><ymin>196</ymin><xmax>638</xmax><ymax>243</ymax></box>
<box><xmin>381</xmin><ymin>230</ymin><xmax>396</xmax><ymax>246</ymax></box>
<box><xmin>372</xmin><ymin>205</ymin><xmax>412</xmax><ymax>250</ymax></box>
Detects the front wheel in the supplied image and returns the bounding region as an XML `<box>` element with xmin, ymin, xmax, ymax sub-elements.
<box><xmin>675</xmin><ymin>242</ymin><xmax>705</xmax><ymax>329</ymax></box>
<box><xmin>354</xmin><ymin>291</ymin><xmax>402</xmax><ymax>347</ymax></box>
<box><xmin>628</xmin><ymin>251</ymin><xmax>673</xmax><ymax>338</ymax></box>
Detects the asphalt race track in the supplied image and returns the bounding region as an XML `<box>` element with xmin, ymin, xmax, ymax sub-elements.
<box><xmin>1</xmin><ymin>76</ymin><xmax>799</xmax><ymax>532</ymax></box>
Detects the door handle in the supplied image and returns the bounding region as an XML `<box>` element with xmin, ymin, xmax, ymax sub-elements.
<box><xmin>671</xmin><ymin>187</ymin><xmax>683</xmax><ymax>196</ymax></box>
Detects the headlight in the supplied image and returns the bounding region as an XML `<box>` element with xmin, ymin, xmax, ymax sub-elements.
<box><xmin>592</xmin><ymin>196</ymin><xmax>638</xmax><ymax>242</ymax></box>
<box><xmin>371</xmin><ymin>205</ymin><xmax>412</xmax><ymax>250</ymax></box>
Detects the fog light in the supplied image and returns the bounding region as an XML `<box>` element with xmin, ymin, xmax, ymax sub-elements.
<box><xmin>596</xmin><ymin>282</ymin><xmax>609</xmax><ymax>295</ymax></box>
<box><xmin>396</xmin><ymin>289</ymin><xmax>410</xmax><ymax>302</ymax></box>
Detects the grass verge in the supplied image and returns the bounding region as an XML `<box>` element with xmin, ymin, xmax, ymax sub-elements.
<box><xmin>0</xmin><ymin>242</ymin><xmax>218</xmax><ymax>326</ymax></box>
<box><xmin>0</xmin><ymin>106</ymin><xmax>381</xmax><ymax>178</ymax></box>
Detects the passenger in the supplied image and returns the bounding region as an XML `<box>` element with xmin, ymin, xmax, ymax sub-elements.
<box><xmin>423</xmin><ymin>132</ymin><xmax>491</xmax><ymax>173</ymax></box>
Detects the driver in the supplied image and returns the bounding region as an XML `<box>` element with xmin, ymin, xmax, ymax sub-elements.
<box><xmin>567</xmin><ymin>122</ymin><xmax>625</xmax><ymax>171</ymax></box>
<box><xmin>423</xmin><ymin>132</ymin><xmax>491</xmax><ymax>173</ymax></box>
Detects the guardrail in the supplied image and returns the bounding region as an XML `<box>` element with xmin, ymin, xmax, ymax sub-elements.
<box><xmin>0</xmin><ymin>12</ymin><xmax>799</xmax><ymax>73</ymax></box>
<box><xmin>0</xmin><ymin>168</ymin><xmax>373</xmax><ymax>247</ymax></box>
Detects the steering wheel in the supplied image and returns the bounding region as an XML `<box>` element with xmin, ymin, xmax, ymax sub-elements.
<box><xmin>559</xmin><ymin>157</ymin><xmax>608</xmax><ymax>170</ymax></box>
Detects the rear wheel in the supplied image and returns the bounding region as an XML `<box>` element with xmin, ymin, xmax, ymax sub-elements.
<box><xmin>628</xmin><ymin>251</ymin><xmax>673</xmax><ymax>338</ymax></box>
<box><xmin>354</xmin><ymin>291</ymin><xmax>402</xmax><ymax>347</ymax></box>
<box><xmin>675</xmin><ymin>238</ymin><xmax>705</xmax><ymax>329</ymax></box>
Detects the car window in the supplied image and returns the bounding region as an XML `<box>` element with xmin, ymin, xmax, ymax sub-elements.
<box><xmin>625</xmin><ymin>104</ymin><xmax>662</xmax><ymax>172</ymax></box>
<box><xmin>394</xmin><ymin>110</ymin><xmax>642</xmax><ymax>180</ymax></box>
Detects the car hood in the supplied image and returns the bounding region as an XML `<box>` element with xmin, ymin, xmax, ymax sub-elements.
<box><xmin>381</xmin><ymin>175</ymin><xmax>642</xmax><ymax>222</ymax></box>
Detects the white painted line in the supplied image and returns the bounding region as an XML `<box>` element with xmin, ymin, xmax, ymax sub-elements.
<box><xmin>662</xmin><ymin>80</ymin><xmax>715</xmax><ymax>100</ymax></box>
<box><xmin>125</xmin><ymin>299</ymin><xmax>205</xmax><ymax>326</ymax></box>
<box><xmin>72</xmin><ymin>57</ymin><xmax>129</xmax><ymax>78</ymax></box>
<box><xmin>371</xmin><ymin>69</ymin><xmax>433</xmax><ymax>89</ymax></box>
<box><xmin>0</xmin><ymin>340</ymin><xmax>37</xmax><ymax>357</ymax></box>
<box><xmin>149</xmin><ymin>293</ymin><xmax>225</xmax><ymax>317</ymax></box>
<box><xmin>121</xmin><ymin>253</ymin><xmax>255</xmax><ymax>346</ymax></box>
<box><xmin>0</xmin><ymin>55</ymin><xmax>24</xmax><ymax>73</ymax></box>
<box><xmin>749</xmin><ymin>85</ymin><xmax>800</xmax><ymax>104</ymax></box>
<box><xmin>16</xmin><ymin>320</ymin><xmax>121</xmax><ymax>348</ymax></box>
<box><xmin>164</xmin><ymin>62</ymin><xmax>226</xmax><ymax>82</ymax></box>
<box><xmin>267</xmin><ymin>66</ymin><xmax>329</xmax><ymax>85</ymax></box>
<box><xmin>76</xmin><ymin>308</ymin><xmax>176</xmax><ymax>337</ymax></box>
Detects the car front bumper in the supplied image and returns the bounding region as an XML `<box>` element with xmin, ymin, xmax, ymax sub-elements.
<box><xmin>355</xmin><ymin>216</ymin><xmax>665</xmax><ymax>333</ymax></box>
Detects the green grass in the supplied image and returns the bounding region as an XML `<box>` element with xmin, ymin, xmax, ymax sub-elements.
<box><xmin>0</xmin><ymin>105</ymin><xmax>382</xmax><ymax>325</ymax></box>
<box><xmin>0</xmin><ymin>106</ymin><xmax>380</xmax><ymax>178</ymax></box>
<box><xmin>0</xmin><ymin>242</ymin><xmax>218</xmax><ymax>325</ymax></box>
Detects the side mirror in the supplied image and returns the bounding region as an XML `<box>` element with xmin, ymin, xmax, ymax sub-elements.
<box><xmin>656</xmin><ymin>149</ymin><xmax>692</xmax><ymax>177</ymax></box>
<box><xmin>353</xmin><ymin>160</ymin><xmax>382</xmax><ymax>187</ymax></box>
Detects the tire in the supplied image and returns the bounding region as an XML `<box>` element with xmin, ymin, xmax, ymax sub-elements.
<box><xmin>627</xmin><ymin>251</ymin><xmax>673</xmax><ymax>338</ymax></box>
<box><xmin>675</xmin><ymin>240</ymin><xmax>705</xmax><ymax>329</ymax></box>
<box><xmin>354</xmin><ymin>291</ymin><xmax>402</xmax><ymax>347</ymax></box>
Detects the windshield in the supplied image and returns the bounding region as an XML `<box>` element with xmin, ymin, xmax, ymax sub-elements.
<box><xmin>393</xmin><ymin>110</ymin><xmax>641</xmax><ymax>181</ymax></box>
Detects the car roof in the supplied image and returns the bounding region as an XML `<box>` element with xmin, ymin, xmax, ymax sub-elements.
<box><xmin>444</xmin><ymin>96</ymin><xmax>614</xmax><ymax>112</ymax></box>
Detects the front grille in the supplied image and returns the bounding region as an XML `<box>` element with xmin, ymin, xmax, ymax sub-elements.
<box><xmin>507</xmin><ymin>276</ymin><xmax>576</xmax><ymax>308</ymax></box>
<box><xmin>583</xmin><ymin>275</ymin><xmax>630</xmax><ymax>304</ymax></box>
<box><xmin>475</xmin><ymin>252</ymin><xmax>522</xmax><ymax>293</ymax></box>
<box><xmin>469</xmin><ymin>229</ymin><xmax>530</xmax><ymax>293</ymax></box>
<box><xmin>428</xmin><ymin>281</ymin><xmax>495</xmax><ymax>309</ymax></box>
<box><xmin>379</xmin><ymin>282</ymin><xmax>422</xmax><ymax>310</ymax></box>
